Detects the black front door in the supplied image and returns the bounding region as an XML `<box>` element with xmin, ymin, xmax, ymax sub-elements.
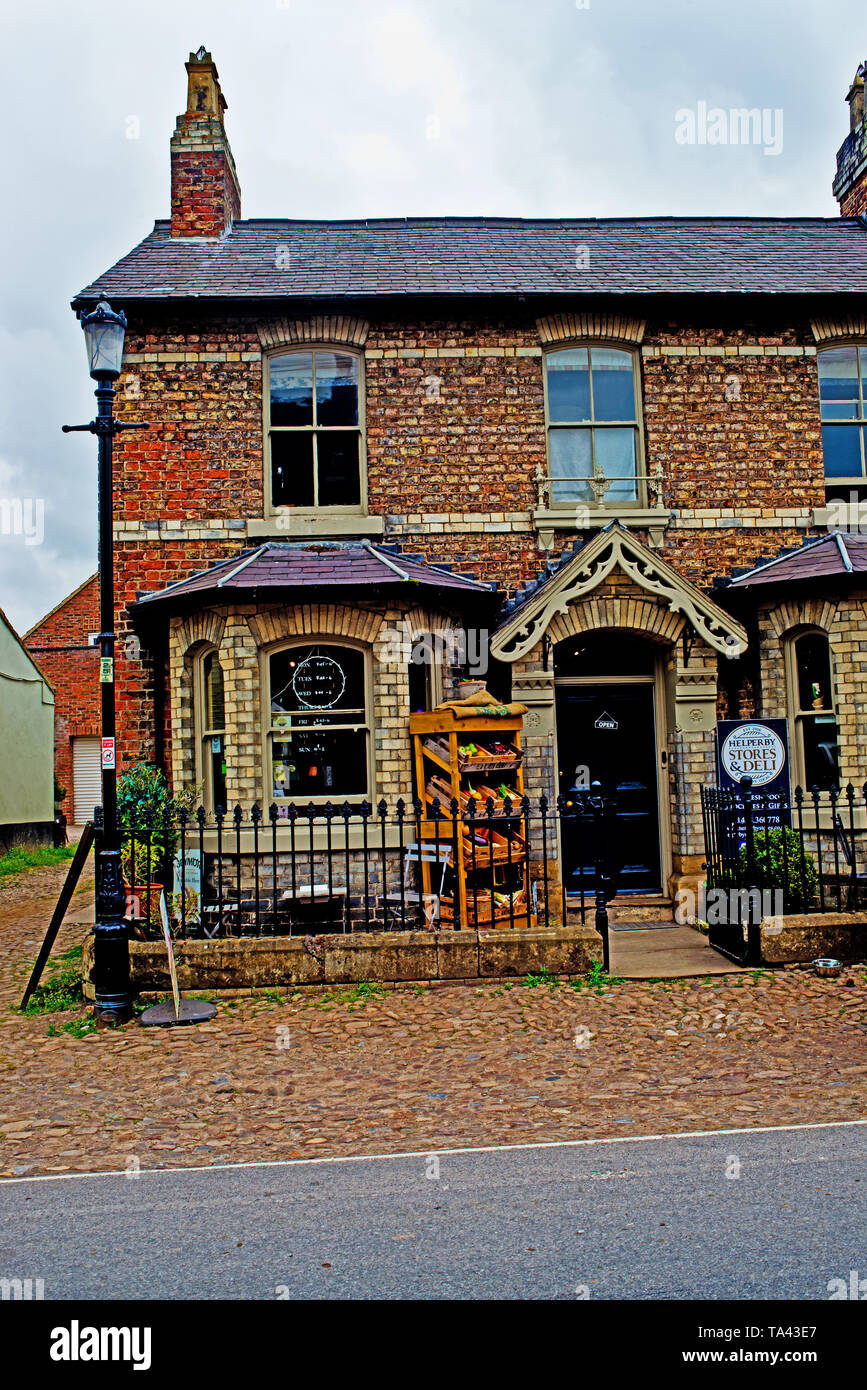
<box><xmin>556</xmin><ymin>683</ymin><xmax>662</xmax><ymax>895</ymax></box>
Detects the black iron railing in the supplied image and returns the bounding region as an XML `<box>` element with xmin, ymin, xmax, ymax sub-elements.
<box><xmin>106</xmin><ymin>793</ymin><xmax>616</xmax><ymax>942</ymax></box>
<box><xmin>701</xmin><ymin>778</ymin><xmax>867</xmax><ymax>917</ymax></box>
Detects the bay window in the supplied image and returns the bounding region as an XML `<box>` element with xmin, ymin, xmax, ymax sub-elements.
<box><xmin>267</xmin><ymin>643</ymin><xmax>370</xmax><ymax>800</ymax></box>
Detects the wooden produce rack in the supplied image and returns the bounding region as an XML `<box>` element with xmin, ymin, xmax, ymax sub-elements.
<box><xmin>409</xmin><ymin>710</ymin><xmax>536</xmax><ymax>930</ymax></box>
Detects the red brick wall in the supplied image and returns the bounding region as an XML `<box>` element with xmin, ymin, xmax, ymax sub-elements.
<box><xmin>24</xmin><ymin>575</ymin><xmax>100</xmax><ymax>802</ymax></box>
<box><xmin>108</xmin><ymin>306</ymin><xmax>832</xmax><ymax>770</ymax></box>
<box><xmin>840</xmin><ymin>178</ymin><xmax>867</xmax><ymax>217</ymax></box>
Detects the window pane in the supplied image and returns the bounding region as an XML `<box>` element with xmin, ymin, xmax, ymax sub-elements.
<box><xmin>315</xmin><ymin>352</ymin><xmax>359</xmax><ymax>426</ymax></box>
<box><xmin>546</xmin><ymin>349</ymin><xmax>591</xmax><ymax>423</ymax></box>
<box><xmin>316</xmin><ymin>432</ymin><xmax>361</xmax><ymax>506</ymax></box>
<box><xmin>271</xmin><ymin>432</ymin><xmax>314</xmax><ymax>506</ymax></box>
<box><xmin>207</xmin><ymin>736</ymin><xmax>227</xmax><ymax>811</ymax></box>
<box><xmin>818</xmin><ymin>347</ymin><xmax>859</xmax><ymax>421</ymax></box>
<box><xmin>270</xmin><ymin>646</ymin><xmax>366</xmax><ymax>715</ymax></box>
<box><xmin>272</xmin><ymin>730</ymin><xmax>368</xmax><ymax>798</ymax></box>
<box><xmin>270</xmin><ymin>353</ymin><xmax>314</xmax><ymax>426</ymax></box>
<box><xmin>821</xmin><ymin>424</ymin><xmax>864</xmax><ymax>479</ymax></box>
<box><xmin>203</xmin><ymin>653</ymin><xmax>225</xmax><ymax>730</ymax></box>
<box><xmin>590</xmin><ymin>348</ymin><xmax>636</xmax><ymax>421</ymax></box>
<box><xmin>549</xmin><ymin>427</ymin><xmax>593</xmax><ymax>503</ymax></box>
<box><xmin>801</xmin><ymin>716</ymin><xmax>839</xmax><ymax>791</ymax></box>
<box><xmin>593</xmin><ymin>427</ymin><xmax>638</xmax><ymax>502</ymax></box>
<box><xmin>795</xmin><ymin>633</ymin><xmax>833</xmax><ymax>713</ymax></box>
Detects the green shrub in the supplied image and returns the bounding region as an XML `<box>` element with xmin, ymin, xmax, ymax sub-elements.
<box><xmin>117</xmin><ymin>762</ymin><xmax>201</xmax><ymax>881</ymax></box>
<box><xmin>739</xmin><ymin>828</ymin><xmax>818</xmax><ymax>913</ymax></box>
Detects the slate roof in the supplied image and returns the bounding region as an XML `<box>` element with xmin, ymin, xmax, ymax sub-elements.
<box><xmin>73</xmin><ymin>216</ymin><xmax>867</xmax><ymax>307</ymax></box>
<box><xmin>133</xmin><ymin>540</ymin><xmax>491</xmax><ymax>609</ymax></box>
<box><xmin>722</xmin><ymin>532</ymin><xmax>867</xmax><ymax>589</ymax></box>
<box><xmin>498</xmin><ymin>536</ymin><xmax>589</xmax><ymax>620</ymax></box>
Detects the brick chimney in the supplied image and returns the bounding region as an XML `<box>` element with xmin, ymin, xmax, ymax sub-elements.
<box><xmin>833</xmin><ymin>62</ymin><xmax>867</xmax><ymax>217</ymax></box>
<box><xmin>170</xmin><ymin>47</ymin><xmax>241</xmax><ymax>238</ymax></box>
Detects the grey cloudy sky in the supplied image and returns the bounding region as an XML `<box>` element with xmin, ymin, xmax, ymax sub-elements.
<box><xmin>0</xmin><ymin>0</ymin><xmax>864</xmax><ymax>634</ymax></box>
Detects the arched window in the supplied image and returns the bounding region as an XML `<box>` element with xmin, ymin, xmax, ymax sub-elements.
<box><xmin>818</xmin><ymin>344</ymin><xmax>867</xmax><ymax>502</ymax></box>
<box><xmin>267</xmin><ymin>643</ymin><xmax>370</xmax><ymax>800</ymax></box>
<box><xmin>197</xmin><ymin>650</ymin><xmax>227</xmax><ymax>811</ymax></box>
<box><xmin>787</xmin><ymin>630</ymin><xmax>839</xmax><ymax>790</ymax></box>
<box><xmin>543</xmin><ymin>346</ymin><xmax>644</xmax><ymax>506</ymax></box>
<box><xmin>265</xmin><ymin>348</ymin><xmax>365</xmax><ymax>512</ymax></box>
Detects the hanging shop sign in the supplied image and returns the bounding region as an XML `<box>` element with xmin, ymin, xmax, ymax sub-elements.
<box><xmin>291</xmin><ymin>653</ymin><xmax>346</xmax><ymax>709</ymax></box>
<box><xmin>716</xmin><ymin>718</ymin><xmax>791</xmax><ymax>828</ymax></box>
<box><xmin>594</xmin><ymin>711</ymin><xmax>619</xmax><ymax>731</ymax></box>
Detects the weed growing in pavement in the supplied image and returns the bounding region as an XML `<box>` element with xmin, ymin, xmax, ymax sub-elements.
<box><xmin>257</xmin><ymin>989</ymin><xmax>286</xmax><ymax>1005</ymax></box>
<box><xmin>0</xmin><ymin>844</ymin><xmax>76</xmax><ymax>879</ymax></box>
<box><xmin>309</xmin><ymin>980</ymin><xmax>387</xmax><ymax>1010</ymax></box>
<box><xmin>47</xmin><ymin>1016</ymin><xmax>97</xmax><ymax>1039</ymax></box>
<box><xmin>523</xmin><ymin>967</ymin><xmax>560</xmax><ymax>989</ymax></box>
<box><xmin>18</xmin><ymin>946</ymin><xmax>83</xmax><ymax>1015</ymax></box>
<box><xmin>571</xmin><ymin>962</ymin><xmax>623</xmax><ymax>995</ymax></box>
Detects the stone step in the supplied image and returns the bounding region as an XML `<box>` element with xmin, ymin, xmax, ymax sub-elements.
<box><xmin>607</xmin><ymin>895</ymin><xmax>675</xmax><ymax>924</ymax></box>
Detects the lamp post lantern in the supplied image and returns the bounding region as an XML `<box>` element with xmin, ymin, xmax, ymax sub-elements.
<box><xmin>63</xmin><ymin>301</ymin><xmax>148</xmax><ymax>1024</ymax></box>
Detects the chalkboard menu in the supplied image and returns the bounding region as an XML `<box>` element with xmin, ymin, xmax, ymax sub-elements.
<box><xmin>291</xmin><ymin>654</ymin><xmax>346</xmax><ymax>709</ymax></box>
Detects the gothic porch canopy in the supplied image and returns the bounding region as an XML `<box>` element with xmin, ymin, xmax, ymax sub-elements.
<box><xmin>491</xmin><ymin>522</ymin><xmax>748</xmax><ymax>663</ymax></box>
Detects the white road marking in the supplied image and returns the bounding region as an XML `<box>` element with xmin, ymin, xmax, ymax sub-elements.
<box><xmin>1</xmin><ymin>1118</ymin><xmax>865</xmax><ymax>1184</ymax></box>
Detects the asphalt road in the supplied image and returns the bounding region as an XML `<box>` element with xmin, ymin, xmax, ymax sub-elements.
<box><xmin>1</xmin><ymin>1123</ymin><xmax>864</xmax><ymax>1300</ymax></box>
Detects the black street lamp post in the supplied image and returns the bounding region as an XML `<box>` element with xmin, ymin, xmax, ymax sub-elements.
<box><xmin>63</xmin><ymin>301</ymin><xmax>148</xmax><ymax>1024</ymax></box>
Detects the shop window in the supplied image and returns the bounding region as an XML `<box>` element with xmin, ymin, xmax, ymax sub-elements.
<box><xmin>788</xmin><ymin>631</ymin><xmax>839</xmax><ymax>790</ymax></box>
<box><xmin>268</xmin><ymin>643</ymin><xmax>370</xmax><ymax>800</ymax></box>
<box><xmin>544</xmin><ymin>346</ymin><xmax>644</xmax><ymax>506</ymax></box>
<box><xmin>818</xmin><ymin>345</ymin><xmax>867</xmax><ymax>503</ymax></box>
<box><xmin>266</xmin><ymin>349</ymin><xmax>365</xmax><ymax>513</ymax></box>
<box><xmin>198</xmin><ymin>650</ymin><xmax>227</xmax><ymax>812</ymax></box>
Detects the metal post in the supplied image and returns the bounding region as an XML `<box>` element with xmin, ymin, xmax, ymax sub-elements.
<box><xmin>63</xmin><ymin>349</ymin><xmax>148</xmax><ymax>1023</ymax></box>
<box><xmin>92</xmin><ymin>382</ymin><xmax>129</xmax><ymax>1021</ymax></box>
<box><xmin>590</xmin><ymin>781</ymin><xmax>610</xmax><ymax>974</ymax></box>
<box><xmin>740</xmin><ymin>775</ymin><xmax>761</xmax><ymax>967</ymax></box>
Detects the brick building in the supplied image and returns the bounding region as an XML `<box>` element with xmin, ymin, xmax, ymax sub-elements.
<box><xmin>25</xmin><ymin>575</ymin><xmax>101</xmax><ymax>823</ymax></box>
<box><xmin>63</xmin><ymin>49</ymin><xmax>867</xmax><ymax>912</ymax></box>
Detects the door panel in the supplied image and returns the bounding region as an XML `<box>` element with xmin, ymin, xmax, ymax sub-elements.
<box><xmin>556</xmin><ymin>683</ymin><xmax>662</xmax><ymax>895</ymax></box>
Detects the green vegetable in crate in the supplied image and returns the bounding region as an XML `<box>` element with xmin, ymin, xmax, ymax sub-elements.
<box><xmin>459</xmin><ymin>742</ymin><xmax>479</xmax><ymax>756</ymax></box>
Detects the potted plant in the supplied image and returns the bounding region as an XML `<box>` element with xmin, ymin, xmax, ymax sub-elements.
<box><xmin>121</xmin><ymin>840</ymin><xmax>165</xmax><ymax>930</ymax></box>
<box><xmin>117</xmin><ymin>763</ymin><xmax>202</xmax><ymax>931</ymax></box>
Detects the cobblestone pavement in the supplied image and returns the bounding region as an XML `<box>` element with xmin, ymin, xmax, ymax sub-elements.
<box><xmin>1</xmin><ymin>866</ymin><xmax>865</xmax><ymax>1179</ymax></box>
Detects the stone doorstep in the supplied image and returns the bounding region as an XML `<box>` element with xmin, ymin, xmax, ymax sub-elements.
<box><xmin>81</xmin><ymin>928</ymin><xmax>602</xmax><ymax>1000</ymax></box>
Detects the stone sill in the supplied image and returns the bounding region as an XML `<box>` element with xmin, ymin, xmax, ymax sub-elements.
<box><xmin>248</xmin><ymin>514</ymin><xmax>385</xmax><ymax>540</ymax></box>
<box><xmin>82</xmin><ymin>927</ymin><xmax>602</xmax><ymax>998</ymax></box>
<box><xmin>534</xmin><ymin>507</ymin><xmax>671</xmax><ymax>548</ymax></box>
<box><xmin>533</xmin><ymin>507</ymin><xmax>671</xmax><ymax>529</ymax></box>
<box><xmin>812</xmin><ymin>505</ymin><xmax>866</xmax><ymax>530</ymax></box>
